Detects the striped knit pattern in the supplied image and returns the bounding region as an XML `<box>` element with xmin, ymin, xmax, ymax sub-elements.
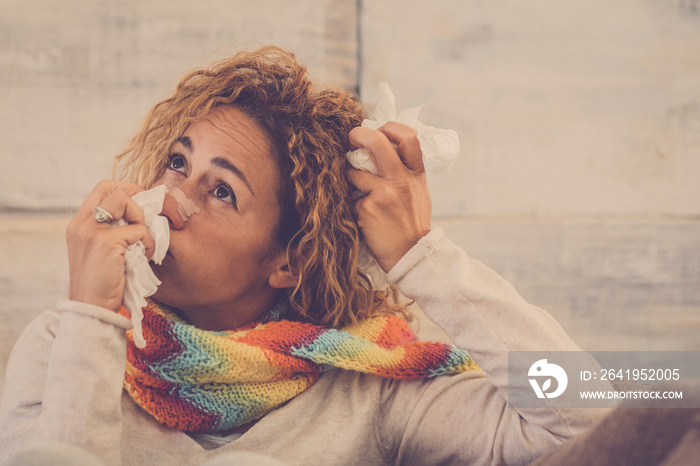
<box><xmin>121</xmin><ymin>301</ymin><xmax>479</xmax><ymax>433</ymax></box>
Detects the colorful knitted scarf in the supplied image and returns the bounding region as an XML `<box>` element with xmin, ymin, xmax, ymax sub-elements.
<box><xmin>121</xmin><ymin>300</ymin><xmax>479</xmax><ymax>433</ymax></box>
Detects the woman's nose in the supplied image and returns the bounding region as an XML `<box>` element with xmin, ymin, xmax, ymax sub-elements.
<box><xmin>161</xmin><ymin>193</ymin><xmax>186</xmax><ymax>230</ymax></box>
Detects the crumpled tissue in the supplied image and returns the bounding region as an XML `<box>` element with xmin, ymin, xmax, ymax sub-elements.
<box><xmin>346</xmin><ymin>82</ymin><xmax>460</xmax><ymax>175</ymax></box>
<box><xmin>346</xmin><ymin>83</ymin><xmax>460</xmax><ymax>289</ymax></box>
<box><xmin>114</xmin><ymin>185</ymin><xmax>170</xmax><ymax>348</ymax></box>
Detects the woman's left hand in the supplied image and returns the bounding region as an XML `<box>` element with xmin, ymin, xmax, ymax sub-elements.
<box><xmin>348</xmin><ymin>122</ymin><xmax>432</xmax><ymax>272</ymax></box>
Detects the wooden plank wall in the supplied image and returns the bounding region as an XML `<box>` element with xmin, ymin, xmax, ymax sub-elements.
<box><xmin>360</xmin><ymin>0</ymin><xmax>700</xmax><ymax>351</ymax></box>
<box><xmin>1</xmin><ymin>0</ymin><xmax>698</xmax><ymax>389</ymax></box>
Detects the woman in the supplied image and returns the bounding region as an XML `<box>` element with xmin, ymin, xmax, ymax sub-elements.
<box><xmin>0</xmin><ymin>46</ymin><xmax>605</xmax><ymax>465</ymax></box>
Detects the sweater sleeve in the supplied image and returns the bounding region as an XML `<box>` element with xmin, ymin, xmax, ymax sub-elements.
<box><xmin>379</xmin><ymin>228</ymin><xmax>611</xmax><ymax>465</ymax></box>
<box><xmin>0</xmin><ymin>301</ymin><xmax>132</xmax><ymax>466</ymax></box>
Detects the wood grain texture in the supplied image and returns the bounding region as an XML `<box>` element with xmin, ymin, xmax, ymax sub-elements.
<box><xmin>0</xmin><ymin>0</ymin><xmax>358</xmax><ymax>209</ymax></box>
<box><xmin>360</xmin><ymin>0</ymin><xmax>700</xmax><ymax>217</ymax></box>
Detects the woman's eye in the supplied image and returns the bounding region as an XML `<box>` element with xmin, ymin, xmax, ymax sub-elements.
<box><xmin>213</xmin><ymin>184</ymin><xmax>236</xmax><ymax>206</ymax></box>
<box><xmin>167</xmin><ymin>154</ymin><xmax>187</xmax><ymax>174</ymax></box>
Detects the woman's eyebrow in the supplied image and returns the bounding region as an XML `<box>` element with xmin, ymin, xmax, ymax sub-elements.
<box><xmin>176</xmin><ymin>136</ymin><xmax>193</xmax><ymax>152</ymax></box>
<box><xmin>176</xmin><ymin>136</ymin><xmax>254</xmax><ymax>196</ymax></box>
<box><xmin>212</xmin><ymin>156</ymin><xmax>254</xmax><ymax>196</ymax></box>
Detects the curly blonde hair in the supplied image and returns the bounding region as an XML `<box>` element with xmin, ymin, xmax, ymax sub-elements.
<box><xmin>114</xmin><ymin>45</ymin><xmax>409</xmax><ymax>328</ymax></box>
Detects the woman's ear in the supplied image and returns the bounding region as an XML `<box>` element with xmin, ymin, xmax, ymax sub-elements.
<box><xmin>268</xmin><ymin>262</ymin><xmax>297</xmax><ymax>289</ymax></box>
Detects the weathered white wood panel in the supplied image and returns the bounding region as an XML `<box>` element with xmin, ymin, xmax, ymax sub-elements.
<box><xmin>0</xmin><ymin>0</ymin><xmax>358</xmax><ymax>209</ymax></box>
<box><xmin>360</xmin><ymin>0</ymin><xmax>700</xmax><ymax>217</ymax></box>
<box><xmin>436</xmin><ymin>220</ymin><xmax>700</xmax><ymax>351</ymax></box>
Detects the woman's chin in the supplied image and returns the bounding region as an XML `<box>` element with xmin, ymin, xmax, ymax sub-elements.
<box><xmin>151</xmin><ymin>276</ymin><xmax>179</xmax><ymax>307</ymax></box>
<box><xmin>152</xmin><ymin>283</ymin><xmax>176</xmax><ymax>304</ymax></box>
<box><xmin>151</xmin><ymin>262</ymin><xmax>175</xmax><ymax>292</ymax></box>
<box><xmin>151</xmin><ymin>274</ymin><xmax>194</xmax><ymax>310</ymax></box>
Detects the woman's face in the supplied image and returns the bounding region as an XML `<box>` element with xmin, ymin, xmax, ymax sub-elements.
<box><xmin>151</xmin><ymin>105</ymin><xmax>291</xmax><ymax>330</ymax></box>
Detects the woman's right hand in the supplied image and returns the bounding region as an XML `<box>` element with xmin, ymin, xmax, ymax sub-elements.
<box><xmin>66</xmin><ymin>180</ymin><xmax>156</xmax><ymax>312</ymax></box>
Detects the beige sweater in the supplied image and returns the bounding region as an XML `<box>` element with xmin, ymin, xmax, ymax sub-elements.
<box><xmin>0</xmin><ymin>229</ymin><xmax>608</xmax><ymax>465</ymax></box>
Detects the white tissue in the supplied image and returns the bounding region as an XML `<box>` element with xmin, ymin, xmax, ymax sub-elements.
<box><xmin>346</xmin><ymin>82</ymin><xmax>460</xmax><ymax>175</ymax></box>
<box><xmin>115</xmin><ymin>185</ymin><xmax>170</xmax><ymax>348</ymax></box>
<box><xmin>346</xmin><ymin>83</ymin><xmax>460</xmax><ymax>289</ymax></box>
